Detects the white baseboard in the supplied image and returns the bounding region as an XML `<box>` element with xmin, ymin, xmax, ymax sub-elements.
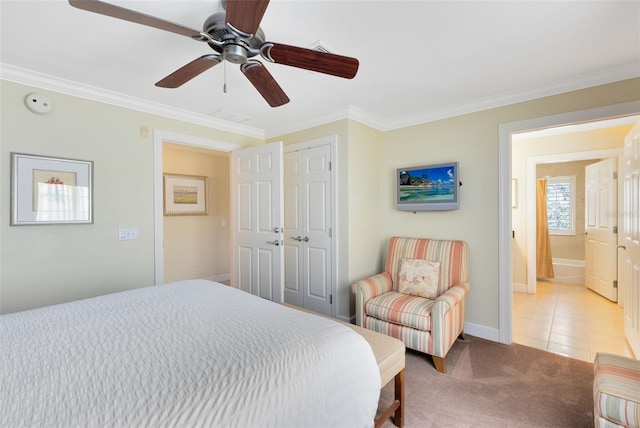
<box><xmin>340</xmin><ymin>318</ymin><xmax>500</xmax><ymax>343</ymax></box>
<box><xmin>463</xmin><ymin>322</ymin><xmax>500</xmax><ymax>342</ymax></box>
<box><xmin>342</xmin><ymin>314</ymin><xmax>355</xmax><ymax>324</ymax></box>
<box><xmin>512</xmin><ymin>282</ymin><xmax>528</xmax><ymax>293</ymax></box>
<box><xmin>204</xmin><ymin>273</ymin><xmax>230</xmax><ymax>283</ymax></box>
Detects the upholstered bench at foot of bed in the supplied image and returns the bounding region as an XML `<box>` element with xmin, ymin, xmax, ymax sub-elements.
<box><xmin>593</xmin><ymin>352</ymin><xmax>640</xmax><ymax>428</ymax></box>
<box><xmin>349</xmin><ymin>321</ymin><xmax>406</xmax><ymax>428</ymax></box>
<box><xmin>282</xmin><ymin>303</ymin><xmax>406</xmax><ymax>428</ymax></box>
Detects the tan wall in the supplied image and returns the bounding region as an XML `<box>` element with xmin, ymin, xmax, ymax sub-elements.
<box><xmin>163</xmin><ymin>144</ymin><xmax>230</xmax><ymax>283</ymax></box>
<box><xmin>0</xmin><ymin>80</ymin><xmax>260</xmax><ymax>314</ymax></box>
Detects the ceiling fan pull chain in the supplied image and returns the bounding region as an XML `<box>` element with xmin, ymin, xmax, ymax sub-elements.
<box><xmin>223</xmin><ymin>61</ymin><xmax>228</xmax><ymax>93</ymax></box>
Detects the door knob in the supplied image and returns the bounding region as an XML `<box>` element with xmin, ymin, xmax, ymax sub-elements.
<box><xmin>302</xmin><ymin>236</ymin><xmax>309</xmax><ymax>242</ymax></box>
<box><xmin>266</xmin><ymin>240</ymin><xmax>281</xmax><ymax>246</ymax></box>
<box><xmin>290</xmin><ymin>236</ymin><xmax>302</xmax><ymax>241</ymax></box>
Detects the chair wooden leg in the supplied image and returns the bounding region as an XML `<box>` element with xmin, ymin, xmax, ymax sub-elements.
<box><xmin>433</xmin><ymin>356</ymin><xmax>447</xmax><ymax>373</ymax></box>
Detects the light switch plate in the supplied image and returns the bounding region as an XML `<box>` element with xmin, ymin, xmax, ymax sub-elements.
<box><xmin>119</xmin><ymin>228</ymin><xmax>138</xmax><ymax>241</ymax></box>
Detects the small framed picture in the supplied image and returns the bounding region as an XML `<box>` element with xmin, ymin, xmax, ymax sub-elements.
<box><xmin>163</xmin><ymin>173</ymin><xmax>208</xmax><ymax>216</ymax></box>
<box><xmin>11</xmin><ymin>153</ymin><xmax>93</xmax><ymax>225</ymax></box>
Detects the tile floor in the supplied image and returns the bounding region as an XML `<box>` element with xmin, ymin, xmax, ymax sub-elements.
<box><xmin>513</xmin><ymin>280</ymin><xmax>635</xmax><ymax>363</ymax></box>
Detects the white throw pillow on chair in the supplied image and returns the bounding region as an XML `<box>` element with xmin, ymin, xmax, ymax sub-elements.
<box><xmin>398</xmin><ymin>258</ymin><xmax>440</xmax><ymax>299</ymax></box>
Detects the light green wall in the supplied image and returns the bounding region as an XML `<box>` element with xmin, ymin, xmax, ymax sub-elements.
<box><xmin>2</xmin><ymin>77</ymin><xmax>639</xmax><ymax>335</ymax></box>
<box><xmin>0</xmin><ymin>80</ymin><xmax>259</xmax><ymax>314</ymax></box>
<box><xmin>380</xmin><ymin>113</ymin><xmax>501</xmax><ymax>328</ymax></box>
<box><xmin>378</xmin><ymin>78</ymin><xmax>640</xmax><ymax>330</ymax></box>
<box><xmin>346</xmin><ymin>121</ymin><xmax>383</xmax><ymax>314</ymax></box>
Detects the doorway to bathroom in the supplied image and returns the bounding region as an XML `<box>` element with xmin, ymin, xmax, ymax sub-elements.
<box><xmin>510</xmin><ymin>117</ymin><xmax>636</xmax><ymax>361</ymax></box>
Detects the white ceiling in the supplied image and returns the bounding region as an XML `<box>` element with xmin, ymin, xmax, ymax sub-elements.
<box><xmin>1</xmin><ymin>1</ymin><xmax>639</xmax><ymax>139</ymax></box>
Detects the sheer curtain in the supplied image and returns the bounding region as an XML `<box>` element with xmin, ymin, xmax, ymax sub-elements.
<box><xmin>536</xmin><ymin>179</ymin><xmax>554</xmax><ymax>278</ymax></box>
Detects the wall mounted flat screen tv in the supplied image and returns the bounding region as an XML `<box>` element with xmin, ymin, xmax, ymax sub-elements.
<box><xmin>396</xmin><ymin>162</ymin><xmax>459</xmax><ymax>211</ymax></box>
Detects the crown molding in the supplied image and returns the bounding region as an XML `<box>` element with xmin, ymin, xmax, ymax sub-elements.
<box><xmin>0</xmin><ymin>63</ymin><xmax>265</xmax><ymax>140</ymax></box>
<box><xmin>264</xmin><ymin>105</ymin><xmax>380</xmax><ymax>138</ymax></box>
<box><xmin>3</xmin><ymin>62</ymin><xmax>637</xmax><ymax>141</ymax></box>
<box><xmin>264</xmin><ymin>62</ymin><xmax>640</xmax><ymax>138</ymax></box>
<box><xmin>379</xmin><ymin>61</ymin><xmax>640</xmax><ymax>132</ymax></box>
<box><xmin>346</xmin><ymin>105</ymin><xmax>380</xmax><ymax>129</ymax></box>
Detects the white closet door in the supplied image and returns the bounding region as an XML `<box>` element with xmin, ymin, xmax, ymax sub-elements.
<box><xmin>283</xmin><ymin>143</ymin><xmax>333</xmax><ymax>316</ymax></box>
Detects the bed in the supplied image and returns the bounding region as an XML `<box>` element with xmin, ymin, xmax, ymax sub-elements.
<box><xmin>0</xmin><ymin>279</ymin><xmax>381</xmax><ymax>427</ymax></box>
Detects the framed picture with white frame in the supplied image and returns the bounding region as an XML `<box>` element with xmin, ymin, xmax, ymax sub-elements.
<box><xmin>11</xmin><ymin>152</ymin><xmax>93</xmax><ymax>225</ymax></box>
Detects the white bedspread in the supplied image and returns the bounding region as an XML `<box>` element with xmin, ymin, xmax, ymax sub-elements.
<box><xmin>0</xmin><ymin>280</ymin><xmax>380</xmax><ymax>427</ymax></box>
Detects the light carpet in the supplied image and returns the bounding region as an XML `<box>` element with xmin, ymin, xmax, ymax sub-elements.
<box><xmin>378</xmin><ymin>335</ymin><xmax>594</xmax><ymax>428</ymax></box>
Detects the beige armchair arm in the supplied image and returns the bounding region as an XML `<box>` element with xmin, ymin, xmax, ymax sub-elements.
<box><xmin>351</xmin><ymin>272</ymin><xmax>393</xmax><ymax>327</ymax></box>
<box><xmin>434</xmin><ymin>282</ymin><xmax>470</xmax><ymax>312</ymax></box>
<box><xmin>431</xmin><ymin>282</ymin><xmax>470</xmax><ymax>358</ymax></box>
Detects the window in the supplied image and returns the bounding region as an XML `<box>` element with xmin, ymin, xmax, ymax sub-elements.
<box><xmin>545</xmin><ymin>176</ymin><xmax>576</xmax><ymax>235</ymax></box>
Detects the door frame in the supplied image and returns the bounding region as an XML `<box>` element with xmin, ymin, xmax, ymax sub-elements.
<box><xmin>498</xmin><ymin>100</ymin><xmax>640</xmax><ymax>344</ymax></box>
<box><xmin>622</xmin><ymin>119</ymin><xmax>640</xmax><ymax>357</ymax></box>
<box><xmin>284</xmin><ymin>135</ymin><xmax>338</xmax><ymax>317</ymax></box>
<box><xmin>153</xmin><ymin>129</ymin><xmax>240</xmax><ymax>284</ymax></box>
<box><xmin>524</xmin><ymin>149</ymin><xmax>622</xmax><ymax>295</ymax></box>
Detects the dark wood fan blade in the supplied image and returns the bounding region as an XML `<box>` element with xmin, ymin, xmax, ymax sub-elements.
<box><xmin>155</xmin><ymin>55</ymin><xmax>221</xmax><ymax>88</ymax></box>
<box><xmin>69</xmin><ymin>0</ymin><xmax>201</xmax><ymax>38</ymax></box>
<box><xmin>241</xmin><ymin>61</ymin><xmax>289</xmax><ymax>107</ymax></box>
<box><xmin>261</xmin><ymin>43</ymin><xmax>359</xmax><ymax>79</ymax></box>
<box><xmin>225</xmin><ymin>0</ymin><xmax>270</xmax><ymax>36</ymax></box>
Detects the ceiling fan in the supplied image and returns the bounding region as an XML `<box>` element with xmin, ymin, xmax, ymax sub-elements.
<box><xmin>68</xmin><ymin>0</ymin><xmax>359</xmax><ymax>107</ymax></box>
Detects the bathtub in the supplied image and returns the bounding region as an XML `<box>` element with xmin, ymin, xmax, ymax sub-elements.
<box><xmin>549</xmin><ymin>258</ymin><xmax>585</xmax><ymax>285</ymax></box>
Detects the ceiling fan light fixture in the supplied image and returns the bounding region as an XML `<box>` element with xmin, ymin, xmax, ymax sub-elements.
<box><xmin>223</xmin><ymin>43</ymin><xmax>248</xmax><ymax>64</ymax></box>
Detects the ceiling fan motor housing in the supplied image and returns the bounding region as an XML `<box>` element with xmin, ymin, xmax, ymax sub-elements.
<box><xmin>203</xmin><ymin>12</ymin><xmax>265</xmax><ymax>64</ymax></box>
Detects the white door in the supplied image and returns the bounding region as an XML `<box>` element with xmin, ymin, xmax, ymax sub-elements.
<box><xmin>283</xmin><ymin>143</ymin><xmax>333</xmax><ymax>316</ymax></box>
<box><xmin>231</xmin><ymin>142</ymin><xmax>284</xmax><ymax>302</ymax></box>
<box><xmin>622</xmin><ymin>119</ymin><xmax>640</xmax><ymax>357</ymax></box>
<box><xmin>585</xmin><ymin>158</ymin><xmax>618</xmax><ymax>302</ymax></box>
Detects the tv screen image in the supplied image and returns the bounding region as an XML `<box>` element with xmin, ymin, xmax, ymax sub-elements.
<box><xmin>396</xmin><ymin>162</ymin><xmax>459</xmax><ymax>211</ymax></box>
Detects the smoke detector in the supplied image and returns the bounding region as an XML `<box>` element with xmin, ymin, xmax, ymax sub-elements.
<box><xmin>25</xmin><ymin>93</ymin><xmax>53</xmax><ymax>114</ymax></box>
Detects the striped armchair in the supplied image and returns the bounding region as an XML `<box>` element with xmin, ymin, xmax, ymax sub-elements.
<box><xmin>351</xmin><ymin>237</ymin><xmax>469</xmax><ymax>373</ymax></box>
